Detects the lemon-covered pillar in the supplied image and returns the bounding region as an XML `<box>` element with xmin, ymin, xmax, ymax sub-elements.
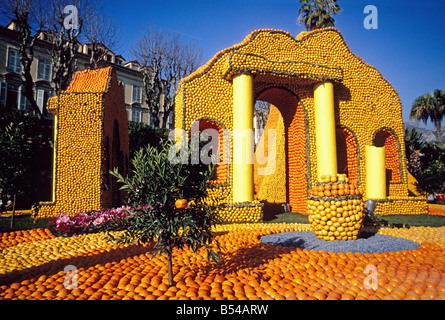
<box><xmin>365</xmin><ymin>145</ymin><xmax>387</xmax><ymax>199</ymax></box>
<box><xmin>314</xmin><ymin>81</ymin><xmax>337</xmax><ymax>180</ymax></box>
<box><xmin>232</xmin><ymin>73</ymin><xmax>254</xmax><ymax>202</ymax></box>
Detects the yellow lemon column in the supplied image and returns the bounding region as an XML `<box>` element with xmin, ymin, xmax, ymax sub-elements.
<box><xmin>232</xmin><ymin>73</ymin><xmax>254</xmax><ymax>202</ymax></box>
<box><xmin>314</xmin><ymin>81</ymin><xmax>337</xmax><ymax>181</ymax></box>
<box><xmin>365</xmin><ymin>145</ymin><xmax>387</xmax><ymax>199</ymax></box>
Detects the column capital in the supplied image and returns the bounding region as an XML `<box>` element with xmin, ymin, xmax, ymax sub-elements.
<box><xmin>313</xmin><ymin>80</ymin><xmax>333</xmax><ymax>91</ymax></box>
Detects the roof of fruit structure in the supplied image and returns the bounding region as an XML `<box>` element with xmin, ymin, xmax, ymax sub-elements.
<box><xmin>178</xmin><ymin>27</ymin><xmax>396</xmax><ymax>94</ymax></box>
<box><xmin>64</xmin><ymin>67</ymin><xmax>113</xmax><ymax>93</ymax></box>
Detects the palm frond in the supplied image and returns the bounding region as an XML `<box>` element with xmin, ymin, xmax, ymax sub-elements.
<box><xmin>297</xmin><ymin>0</ymin><xmax>341</xmax><ymax>30</ymax></box>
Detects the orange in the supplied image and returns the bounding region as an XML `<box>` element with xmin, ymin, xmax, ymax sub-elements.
<box><xmin>341</xmin><ymin>292</ymin><xmax>355</xmax><ymax>300</ymax></box>
<box><xmin>411</xmin><ymin>284</ymin><xmax>425</xmax><ymax>296</ymax></box>
<box><xmin>158</xmin><ymin>283</ymin><xmax>169</xmax><ymax>292</ymax></box>
<box><xmin>175</xmin><ymin>199</ymin><xmax>188</xmax><ymax>210</ymax></box>
<box><xmin>313</xmin><ymin>291</ymin><xmax>327</xmax><ymax>300</ymax></box>
<box><xmin>1</xmin><ymin>221</ymin><xmax>444</xmax><ymax>301</ymax></box>
<box><xmin>405</xmin><ymin>291</ymin><xmax>420</xmax><ymax>300</ymax></box>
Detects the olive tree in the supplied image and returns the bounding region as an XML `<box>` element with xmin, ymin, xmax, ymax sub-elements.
<box><xmin>109</xmin><ymin>139</ymin><xmax>222</xmax><ymax>286</ymax></box>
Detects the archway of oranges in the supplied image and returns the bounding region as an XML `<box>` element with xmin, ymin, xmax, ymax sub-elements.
<box><xmin>336</xmin><ymin>125</ymin><xmax>360</xmax><ymax>185</ymax></box>
<box><xmin>372</xmin><ymin>127</ymin><xmax>404</xmax><ymax>196</ymax></box>
<box><xmin>193</xmin><ymin>118</ymin><xmax>229</xmax><ymax>186</ymax></box>
<box><xmin>253</xmin><ymin>85</ymin><xmax>310</xmax><ymax>214</ymax></box>
<box><xmin>175</xmin><ymin>28</ymin><xmax>428</xmax><ymax>220</ymax></box>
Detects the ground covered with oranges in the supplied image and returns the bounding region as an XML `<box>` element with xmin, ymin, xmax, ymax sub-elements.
<box><xmin>1</xmin><ymin>223</ymin><xmax>444</xmax><ymax>300</ymax></box>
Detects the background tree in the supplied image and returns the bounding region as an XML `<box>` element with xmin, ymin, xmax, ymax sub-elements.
<box><xmin>0</xmin><ymin>108</ymin><xmax>53</xmax><ymax>211</ymax></box>
<box><xmin>404</xmin><ymin>127</ymin><xmax>425</xmax><ymax>177</ymax></box>
<box><xmin>128</xmin><ymin>121</ymin><xmax>168</xmax><ymax>167</ymax></box>
<box><xmin>414</xmin><ymin>142</ymin><xmax>445</xmax><ymax>195</ymax></box>
<box><xmin>404</xmin><ymin>126</ymin><xmax>445</xmax><ymax>195</ymax></box>
<box><xmin>410</xmin><ymin>89</ymin><xmax>445</xmax><ymax>142</ymax></box>
<box><xmin>134</xmin><ymin>27</ymin><xmax>202</xmax><ymax>128</ymax></box>
<box><xmin>83</xmin><ymin>14</ymin><xmax>121</xmax><ymax>69</ymax></box>
<box><xmin>0</xmin><ymin>0</ymin><xmax>47</xmax><ymax>118</ymax></box>
<box><xmin>297</xmin><ymin>0</ymin><xmax>341</xmax><ymax>31</ymax></box>
<box><xmin>47</xmin><ymin>0</ymin><xmax>98</xmax><ymax>94</ymax></box>
<box><xmin>254</xmin><ymin>101</ymin><xmax>270</xmax><ymax>131</ymax></box>
<box><xmin>0</xmin><ymin>0</ymin><xmax>100</xmax><ymax>96</ymax></box>
<box><xmin>254</xmin><ymin>100</ymin><xmax>270</xmax><ymax>145</ymax></box>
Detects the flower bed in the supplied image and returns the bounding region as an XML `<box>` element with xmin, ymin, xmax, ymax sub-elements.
<box><xmin>48</xmin><ymin>206</ymin><xmax>150</xmax><ymax>237</ymax></box>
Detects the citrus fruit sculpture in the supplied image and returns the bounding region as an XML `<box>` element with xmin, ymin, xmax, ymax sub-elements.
<box><xmin>175</xmin><ymin>27</ymin><xmax>428</xmax><ymax>226</ymax></box>
<box><xmin>308</xmin><ymin>174</ymin><xmax>365</xmax><ymax>240</ymax></box>
<box><xmin>36</xmin><ymin>67</ymin><xmax>129</xmax><ymax>218</ymax></box>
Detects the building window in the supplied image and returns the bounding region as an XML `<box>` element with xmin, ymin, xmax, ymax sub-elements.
<box><xmin>37</xmin><ymin>58</ymin><xmax>51</xmax><ymax>81</ymax></box>
<box><xmin>0</xmin><ymin>81</ymin><xmax>6</xmax><ymax>106</ymax></box>
<box><xmin>5</xmin><ymin>82</ymin><xmax>18</xmax><ymax>109</ymax></box>
<box><xmin>1</xmin><ymin>82</ymin><xmax>27</xmax><ymax>111</ymax></box>
<box><xmin>36</xmin><ymin>88</ymin><xmax>51</xmax><ymax>114</ymax></box>
<box><xmin>18</xmin><ymin>86</ymin><xmax>28</xmax><ymax>111</ymax></box>
<box><xmin>132</xmin><ymin>108</ymin><xmax>142</xmax><ymax>122</ymax></box>
<box><xmin>7</xmin><ymin>47</ymin><xmax>21</xmax><ymax>74</ymax></box>
<box><xmin>167</xmin><ymin>111</ymin><xmax>174</xmax><ymax>128</ymax></box>
<box><xmin>149</xmin><ymin>112</ymin><xmax>155</xmax><ymax>128</ymax></box>
<box><xmin>132</xmin><ymin>85</ymin><xmax>141</xmax><ymax>103</ymax></box>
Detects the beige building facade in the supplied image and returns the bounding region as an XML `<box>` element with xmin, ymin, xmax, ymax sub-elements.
<box><xmin>0</xmin><ymin>21</ymin><xmax>172</xmax><ymax>128</ymax></box>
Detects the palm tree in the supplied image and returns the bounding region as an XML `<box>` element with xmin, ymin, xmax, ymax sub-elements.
<box><xmin>404</xmin><ymin>127</ymin><xmax>425</xmax><ymax>176</ymax></box>
<box><xmin>410</xmin><ymin>89</ymin><xmax>445</xmax><ymax>142</ymax></box>
<box><xmin>297</xmin><ymin>0</ymin><xmax>342</xmax><ymax>31</ymax></box>
<box><xmin>405</xmin><ymin>127</ymin><xmax>425</xmax><ymax>156</ymax></box>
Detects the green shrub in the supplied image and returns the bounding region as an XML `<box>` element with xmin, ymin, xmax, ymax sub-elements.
<box><xmin>0</xmin><ymin>108</ymin><xmax>52</xmax><ymax>210</ymax></box>
<box><xmin>109</xmin><ymin>140</ymin><xmax>222</xmax><ymax>286</ymax></box>
<box><xmin>128</xmin><ymin>121</ymin><xmax>169</xmax><ymax>163</ymax></box>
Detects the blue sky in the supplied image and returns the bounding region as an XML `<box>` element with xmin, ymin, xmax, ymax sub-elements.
<box><xmin>93</xmin><ymin>0</ymin><xmax>445</xmax><ymax>128</ymax></box>
<box><xmin>56</xmin><ymin>1</ymin><xmax>445</xmax><ymax>128</ymax></box>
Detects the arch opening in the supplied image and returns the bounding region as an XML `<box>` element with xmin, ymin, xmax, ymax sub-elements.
<box><xmin>336</xmin><ymin>126</ymin><xmax>360</xmax><ymax>184</ymax></box>
<box><xmin>254</xmin><ymin>86</ymin><xmax>309</xmax><ymax>214</ymax></box>
<box><xmin>373</xmin><ymin>128</ymin><xmax>402</xmax><ymax>184</ymax></box>
<box><xmin>194</xmin><ymin>119</ymin><xmax>228</xmax><ymax>185</ymax></box>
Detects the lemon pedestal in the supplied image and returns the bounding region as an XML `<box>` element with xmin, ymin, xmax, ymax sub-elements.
<box><xmin>308</xmin><ymin>174</ymin><xmax>365</xmax><ymax>241</ymax></box>
<box><xmin>365</xmin><ymin>145</ymin><xmax>387</xmax><ymax>199</ymax></box>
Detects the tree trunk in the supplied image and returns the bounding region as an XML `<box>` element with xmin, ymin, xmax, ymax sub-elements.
<box><xmin>17</xmin><ymin>22</ymin><xmax>42</xmax><ymax>118</ymax></box>
<box><xmin>166</xmin><ymin>246</ymin><xmax>174</xmax><ymax>287</ymax></box>
<box><xmin>23</xmin><ymin>69</ymin><xmax>42</xmax><ymax>118</ymax></box>
<box><xmin>436</xmin><ymin>119</ymin><xmax>442</xmax><ymax>142</ymax></box>
<box><xmin>161</xmin><ymin>104</ymin><xmax>174</xmax><ymax>129</ymax></box>
<box><xmin>10</xmin><ymin>194</ymin><xmax>16</xmax><ymax>229</ymax></box>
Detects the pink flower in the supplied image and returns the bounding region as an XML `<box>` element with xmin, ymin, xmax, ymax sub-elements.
<box><xmin>93</xmin><ymin>216</ymin><xmax>106</xmax><ymax>226</ymax></box>
<box><xmin>49</xmin><ymin>205</ymin><xmax>153</xmax><ymax>236</ymax></box>
<box><xmin>57</xmin><ymin>213</ymin><xmax>70</xmax><ymax>224</ymax></box>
